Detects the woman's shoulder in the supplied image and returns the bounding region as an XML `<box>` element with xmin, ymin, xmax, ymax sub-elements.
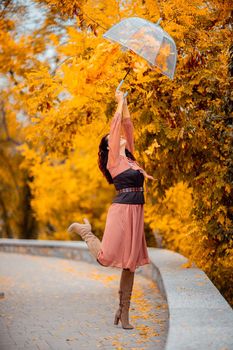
<box><xmin>107</xmin><ymin>156</ymin><xmax>121</xmax><ymax>170</ymax></box>
<box><xmin>107</xmin><ymin>155</ymin><xmax>129</xmax><ymax>175</ymax></box>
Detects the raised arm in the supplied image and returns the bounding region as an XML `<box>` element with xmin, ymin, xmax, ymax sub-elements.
<box><xmin>107</xmin><ymin>91</ymin><xmax>124</xmax><ymax>169</ymax></box>
<box><xmin>122</xmin><ymin>98</ymin><xmax>134</xmax><ymax>154</ymax></box>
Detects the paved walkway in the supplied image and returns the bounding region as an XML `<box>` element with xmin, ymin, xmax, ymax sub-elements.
<box><xmin>0</xmin><ymin>252</ymin><xmax>168</xmax><ymax>350</ymax></box>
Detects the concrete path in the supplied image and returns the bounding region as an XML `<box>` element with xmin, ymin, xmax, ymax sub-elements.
<box><xmin>0</xmin><ymin>252</ymin><xmax>168</xmax><ymax>350</ymax></box>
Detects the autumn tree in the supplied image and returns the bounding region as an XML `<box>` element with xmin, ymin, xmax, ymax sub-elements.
<box><xmin>0</xmin><ymin>1</ymin><xmax>42</xmax><ymax>238</ymax></box>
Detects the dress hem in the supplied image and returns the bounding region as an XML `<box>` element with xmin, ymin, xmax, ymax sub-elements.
<box><xmin>96</xmin><ymin>256</ymin><xmax>151</xmax><ymax>273</ymax></box>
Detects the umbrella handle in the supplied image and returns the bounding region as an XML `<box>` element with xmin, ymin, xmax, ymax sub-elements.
<box><xmin>116</xmin><ymin>79</ymin><xmax>128</xmax><ymax>99</ymax></box>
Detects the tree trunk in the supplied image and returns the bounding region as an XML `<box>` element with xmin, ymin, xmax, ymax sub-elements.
<box><xmin>0</xmin><ymin>192</ymin><xmax>13</xmax><ymax>238</ymax></box>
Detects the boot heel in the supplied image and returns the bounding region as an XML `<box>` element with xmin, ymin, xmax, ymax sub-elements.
<box><xmin>114</xmin><ymin>309</ymin><xmax>120</xmax><ymax>325</ymax></box>
<box><xmin>114</xmin><ymin>314</ymin><xmax>120</xmax><ymax>325</ymax></box>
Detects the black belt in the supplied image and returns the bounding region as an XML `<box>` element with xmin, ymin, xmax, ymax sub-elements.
<box><xmin>116</xmin><ymin>186</ymin><xmax>144</xmax><ymax>194</ymax></box>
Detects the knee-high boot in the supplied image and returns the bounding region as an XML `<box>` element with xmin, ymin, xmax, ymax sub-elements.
<box><xmin>67</xmin><ymin>218</ymin><xmax>101</xmax><ymax>261</ymax></box>
<box><xmin>114</xmin><ymin>268</ymin><xmax>135</xmax><ymax>329</ymax></box>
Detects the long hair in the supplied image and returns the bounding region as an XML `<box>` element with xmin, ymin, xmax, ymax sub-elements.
<box><xmin>98</xmin><ymin>133</ymin><xmax>136</xmax><ymax>184</ymax></box>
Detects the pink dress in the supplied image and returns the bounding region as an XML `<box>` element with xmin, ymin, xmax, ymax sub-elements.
<box><xmin>97</xmin><ymin>112</ymin><xmax>153</xmax><ymax>272</ymax></box>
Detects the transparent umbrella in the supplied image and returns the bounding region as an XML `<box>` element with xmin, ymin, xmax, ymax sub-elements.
<box><xmin>103</xmin><ymin>17</ymin><xmax>177</xmax><ymax>93</ymax></box>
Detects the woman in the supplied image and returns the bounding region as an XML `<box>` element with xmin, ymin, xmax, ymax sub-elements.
<box><xmin>68</xmin><ymin>90</ymin><xmax>155</xmax><ymax>329</ymax></box>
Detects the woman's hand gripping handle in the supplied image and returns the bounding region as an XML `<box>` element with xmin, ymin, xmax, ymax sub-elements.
<box><xmin>116</xmin><ymin>79</ymin><xmax>128</xmax><ymax>99</ymax></box>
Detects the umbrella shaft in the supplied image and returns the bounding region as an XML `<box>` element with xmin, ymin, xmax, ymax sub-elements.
<box><xmin>123</xmin><ymin>67</ymin><xmax>131</xmax><ymax>80</ymax></box>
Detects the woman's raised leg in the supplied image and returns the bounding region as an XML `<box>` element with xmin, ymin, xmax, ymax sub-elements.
<box><xmin>67</xmin><ymin>218</ymin><xmax>101</xmax><ymax>261</ymax></box>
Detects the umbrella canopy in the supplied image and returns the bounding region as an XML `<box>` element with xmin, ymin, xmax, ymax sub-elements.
<box><xmin>103</xmin><ymin>17</ymin><xmax>177</xmax><ymax>79</ymax></box>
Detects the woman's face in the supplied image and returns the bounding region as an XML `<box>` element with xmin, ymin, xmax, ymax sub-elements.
<box><xmin>106</xmin><ymin>134</ymin><xmax>126</xmax><ymax>149</ymax></box>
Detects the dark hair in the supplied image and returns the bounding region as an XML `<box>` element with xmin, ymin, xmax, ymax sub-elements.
<box><xmin>98</xmin><ymin>133</ymin><xmax>136</xmax><ymax>184</ymax></box>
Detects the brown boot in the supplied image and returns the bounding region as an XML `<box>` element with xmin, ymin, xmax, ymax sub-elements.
<box><xmin>67</xmin><ymin>218</ymin><xmax>101</xmax><ymax>260</ymax></box>
<box><xmin>114</xmin><ymin>268</ymin><xmax>135</xmax><ymax>329</ymax></box>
